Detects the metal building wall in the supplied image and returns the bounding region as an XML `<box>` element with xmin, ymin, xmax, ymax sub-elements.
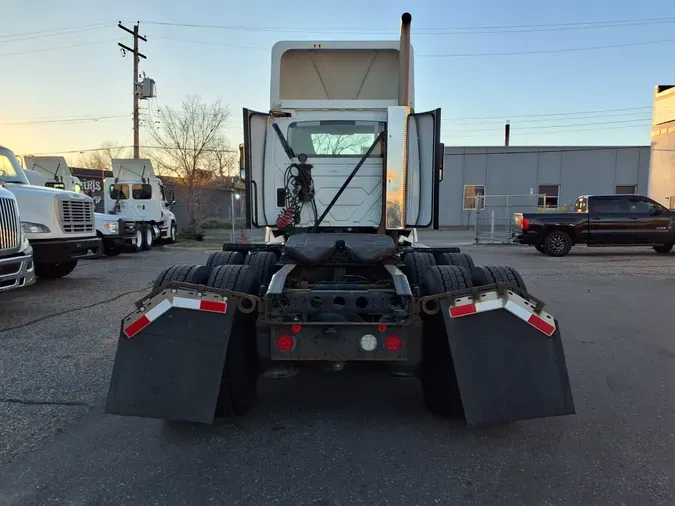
<box><xmin>648</xmin><ymin>86</ymin><xmax>675</xmax><ymax>209</ymax></box>
<box><xmin>438</xmin><ymin>145</ymin><xmax>651</xmax><ymax>227</ymax></box>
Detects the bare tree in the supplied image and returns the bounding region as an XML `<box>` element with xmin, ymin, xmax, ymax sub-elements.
<box><xmin>146</xmin><ymin>94</ymin><xmax>231</xmax><ymax>226</ymax></box>
<box><xmin>311</xmin><ymin>133</ymin><xmax>372</xmax><ymax>155</ymax></box>
<box><xmin>76</xmin><ymin>141</ymin><xmax>130</xmax><ymax>171</ymax></box>
<box><xmin>205</xmin><ymin>136</ymin><xmax>238</xmax><ymax>181</ymax></box>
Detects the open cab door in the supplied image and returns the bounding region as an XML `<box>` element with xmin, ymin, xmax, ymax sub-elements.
<box><xmin>405</xmin><ymin>108</ymin><xmax>442</xmax><ymax>228</ymax></box>
<box><xmin>242</xmin><ymin>108</ymin><xmax>271</xmax><ymax>227</ymax></box>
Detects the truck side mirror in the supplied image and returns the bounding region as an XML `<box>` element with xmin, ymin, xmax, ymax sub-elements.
<box><xmin>239</xmin><ymin>143</ymin><xmax>246</xmax><ymax>180</ymax></box>
<box><xmin>437</xmin><ymin>143</ymin><xmax>445</xmax><ymax>182</ymax></box>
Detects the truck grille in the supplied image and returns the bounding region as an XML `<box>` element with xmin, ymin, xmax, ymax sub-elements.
<box><xmin>0</xmin><ymin>197</ymin><xmax>20</xmax><ymax>251</ymax></box>
<box><xmin>59</xmin><ymin>199</ymin><xmax>94</xmax><ymax>234</ymax></box>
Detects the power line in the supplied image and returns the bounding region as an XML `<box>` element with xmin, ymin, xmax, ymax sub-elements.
<box><xmin>139</xmin><ymin>16</ymin><xmax>675</xmax><ymax>35</ymax></box>
<box><xmin>0</xmin><ymin>39</ymin><xmax>121</xmax><ymax>57</ymax></box>
<box><xmin>0</xmin><ymin>115</ymin><xmax>129</xmax><ymax>126</ymax></box>
<box><xmin>444</xmin><ymin>106</ymin><xmax>652</xmax><ymax>121</ymax></box>
<box><xmin>0</xmin><ymin>24</ymin><xmax>115</xmax><ymax>44</ymax></box>
<box><xmin>447</xmin><ymin>123</ymin><xmax>650</xmax><ymax>138</ymax></box>
<box><xmin>0</xmin><ymin>23</ymin><xmax>112</xmax><ymax>40</ymax></box>
<box><xmin>447</xmin><ymin>118</ymin><xmax>651</xmax><ymax>133</ymax></box>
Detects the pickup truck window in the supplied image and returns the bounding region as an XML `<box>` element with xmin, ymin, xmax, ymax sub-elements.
<box><xmin>589</xmin><ymin>198</ymin><xmax>626</xmax><ymax>213</ymax></box>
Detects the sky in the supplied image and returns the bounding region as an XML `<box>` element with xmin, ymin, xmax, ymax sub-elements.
<box><xmin>2</xmin><ymin>0</ymin><xmax>675</xmax><ymax>162</ymax></box>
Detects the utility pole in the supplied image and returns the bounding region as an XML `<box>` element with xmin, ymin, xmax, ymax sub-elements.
<box><xmin>118</xmin><ymin>22</ymin><xmax>147</xmax><ymax>158</ymax></box>
<box><xmin>504</xmin><ymin>120</ymin><xmax>511</xmax><ymax>147</ymax></box>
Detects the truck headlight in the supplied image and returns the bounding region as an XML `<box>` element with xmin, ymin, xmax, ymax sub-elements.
<box><xmin>21</xmin><ymin>230</ymin><xmax>30</xmax><ymax>249</ymax></box>
<box><xmin>21</xmin><ymin>222</ymin><xmax>50</xmax><ymax>234</ymax></box>
<box><xmin>103</xmin><ymin>221</ymin><xmax>119</xmax><ymax>234</ymax></box>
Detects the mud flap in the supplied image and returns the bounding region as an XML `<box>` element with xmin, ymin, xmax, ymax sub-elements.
<box><xmin>440</xmin><ymin>291</ymin><xmax>575</xmax><ymax>427</ymax></box>
<box><xmin>105</xmin><ymin>287</ymin><xmax>239</xmax><ymax>424</ymax></box>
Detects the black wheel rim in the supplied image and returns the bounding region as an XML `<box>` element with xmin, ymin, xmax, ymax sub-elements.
<box><xmin>549</xmin><ymin>234</ymin><xmax>569</xmax><ymax>254</ymax></box>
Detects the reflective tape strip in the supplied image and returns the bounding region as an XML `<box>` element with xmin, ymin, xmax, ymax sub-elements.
<box><xmin>172</xmin><ymin>297</ymin><xmax>201</xmax><ymax>310</ymax></box>
<box><xmin>123</xmin><ymin>299</ymin><xmax>172</xmax><ymax>338</ymax></box>
<box><xmin>199</xmin><ymin>300</ymin><xmax>228</xmax><ymax>313</ymax></box>
<box><xmin>504</xmin><ymin>300</ymin><xmax>556</xmax><ymax>337</ymax></box>
<box><xmin>123</xmin><ymin>315</ymin><xmax>150</xmax><ymax>338</ymax></box>
<box><xmin>449</xmin><ymin>298</ymin><xmax>503</xmax><ymax>318</ymax></box>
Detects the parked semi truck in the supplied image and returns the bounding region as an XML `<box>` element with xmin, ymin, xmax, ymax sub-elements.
<box><xmin>0</xmin><ymin>145</ymin><xmax>101</xmax><ymax>278</ymax></box>
<box><xmin>106</xmin><ymin>13</ymin><xmax>574</xmax><ymax>427</ymax></box>
<box><xmin>0</xmin><ymin>184</ymin><xmax>35</xmax><ymax>292</ymax></box>
<box><xmin>516</xmin><ymin>194</ymin><xmax>675</xmax><ymax>257</ymax></box>
<box><xmin>22</xmin><ymin>156</ymin><xmax>138</xmax><ymax>256</ymax></box>
<box><xmin>104</xmin><ymin>158</ymin><xmax>177</xmax><ymax>250</ymax></box>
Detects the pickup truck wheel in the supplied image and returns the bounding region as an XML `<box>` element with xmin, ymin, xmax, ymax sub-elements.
<box><xmin>207</xmin><ymin>265</ymin><xmax>258</xmax><ymax>417</ymax></box>
<box><xmin>653</xmin><ymin>243</ymin><xmax>673</xmax><ymax>254</ymax></box>
<box><xmin>419</xmin><ymin>265</ymin><xmax>471</xmax><ymax>419</ymax></box>
<box><xmin>535</xmin><ymin>244</ymin><xmax>546</xmax><ymax>254</ymax></box>
<box><xmin>34</xmin><ymin>260</ymin><xmax>78</xmax><ymax>279</ymax></box>
<box><xmin>403</xmin><ymin>251</ymin><xmax>436</xmax><ymax>286</ymax></box>
<box><xmin>544</xmin><ymin>230</ymin><xmax>573</xmax><ymax>257</ymax></box>
<box><xmin>471</xmin><ymin>265</ymin><xmax>527</xmax><ymax>292</ymax></box>
<box><xmin>153</xmin><ymin>264</ymin><xmax>210</xmax><ymax>292</ymax></box>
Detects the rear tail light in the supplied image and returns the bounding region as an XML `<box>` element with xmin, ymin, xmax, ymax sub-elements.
<box><xmin>521</xmin><ymin>218</ymin><xmax>530</xmax><ymax>230</ymax></box>
<box><xmin>276</xmin><ymin>334</ymin><xmax>295</xmax><ymax>352</ymax></box>
<box><xmin>384</xmin><ymin>335</ymin><xmax>402</xmax><ymax>351</ymax></box>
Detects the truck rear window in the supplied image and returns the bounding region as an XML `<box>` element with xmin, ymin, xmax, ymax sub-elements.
<box><xmin>132</xmin><ymin>184</ymin><xmax>152</xmax><ymax>200</ymax></box>
<box><xmin>287</xmin><ymin>120</ymin><xmax>385</xmax><ymax>157</ymax></box>
<box><xmin>110</xmin><ymin>184</ymin><xmax>129</xmax><ymax>200</ymax></box>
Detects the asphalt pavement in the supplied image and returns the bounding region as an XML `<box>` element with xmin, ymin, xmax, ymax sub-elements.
<box><xmin>1</xmin><ymin>237</ymin><xmax>674</xmax><ymax>505</ymax></box>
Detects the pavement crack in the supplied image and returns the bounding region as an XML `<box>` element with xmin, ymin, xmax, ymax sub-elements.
<box><xmin>0</xmin><ymin>284</ymin><xmax>152</xmax><ymax>334</ymax></box>
<box><xmin>0</xmin><ymin>398</ymin><xmax>94</xmax><ymax>408</ymax></box>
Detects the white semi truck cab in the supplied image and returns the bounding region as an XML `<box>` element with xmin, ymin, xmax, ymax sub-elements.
<box><xmin>104</xmin><ymin>158</ymin><xmax>177</xmax><ymax>250</ymax></box>
<box><xmin>0</xmin><ymin>146</ymin><xmax>101</xmax><ymax>278</ymax></box>
<box><xmin>0</xmin><ymin>184</ymin><xmax>35</xmax><ymax>292</ymax></box>
<box><xmin>22</xmin><ymin>155</ymin><xmax>137</xmax><ymax>257</ymax></box>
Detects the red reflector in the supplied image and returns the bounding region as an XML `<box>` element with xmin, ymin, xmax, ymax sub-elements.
<box><xmin>384</xmin><ymin>335</ymin><xmax>402</xmax><ymax>351</ymax></box>
<box><xmin>123</xmin><ymin>315</ymin><xmax>150</xmax><ymax>338</ymax></box>
<box><xmin>276</xmin><ymin>334</ymin><xmax>294</xmax><ymax>352</ymax></box>
<box><xmin>449</xmin><ymin>304</ymin><xmax>477</xmax><ymax>318</ymax></box>
<box><xmin>199</xmin><ymin>300</ymin><xmax>227</xmax><ymax>313</ymax></box>
<box><xmin>291</xmin><ymin>324</ymin><xmax>302</xmax><ymax>333</ymax></box>
<box><xmin>521</xmin><ymin>217</ymin><xmax>530</xmax><ymax>230</ymax></box>
<box><xmin>377</xmin><ymin>324</ymin><xmax>387</xmax><ymax>333</ymax></box>
<box><xmin>527</xmin><ymin>314</ymin><xmax>555</xmax><ymax>336</ymax></box>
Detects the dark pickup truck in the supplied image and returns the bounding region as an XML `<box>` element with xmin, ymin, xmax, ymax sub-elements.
<box><xmin>516</xmin><ymin>194</ymin><xmax>675</xmax><ymax>257</ymax></box>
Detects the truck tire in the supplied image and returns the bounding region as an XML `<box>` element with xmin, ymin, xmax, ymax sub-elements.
<box><xmin>535</xmin><ymin>244</ymin><xmax>546</xmax><ymax>254</ymax></box>
<box><xmin>653</xmin><ymin>243</ymin><xmax>673</xmax><ymax>254</ymax></box>
<box><xmin>167</xmin><ymin>222</ymin><xmax>177</xmax><ymax>244</ymax></box>
<box><xmin>104</xmin><ymin>246</ymin><xmax>122</xmax><ymax>257</ymax></box>
<box><xmin>419</xmin><ymin>265</ymin><xmax>473</xmax><ymax>418</ymax></box>
<box><xmin>34</xmin><ymin>260</ymin><xmax>78</xmax><ymax>279</ymax></box>
<box><xmin>142</xmin><ymin>224</ymin><xmax>153</xmax><ymax>251</ymax></box>
<box><xmin>543</xmin><ymin>230</ymin><xmax>573</xmax><ymax>257</ymax></box>
<box><xmin>205</xmin><ymin>251</ymin><xmax>245</xmax><ymax>270</ymax></box>
<box><xmin>207</xmin><ymin>265</ymin><xmax>258</xmax><ymax>417</ymax></box>
<box><xmin>153</xmin><ymin>264</ymin><xmax>210</xmax><ymax>292</ymax></box>
<box><xmin>403</xmin><ymin>251</ymin><xmax>436</xmax><ymax>286</ymax></box>
<box><xmin>130</xmin><ymin>228</ymin><xmax>143</xmax><ymax>253</ymax></box>
<box><xmin>471</xmin><ymin>265</ymin><xmax>527</xmax><ymax>292</ymax></box>
<box><xmin>437</xmin><ymin>252</ymin><xmax>475</xmax><ymax>269</ymax></box>
<box><xmin>244</xmin><ymin>251</ymin><xmax>278</xmax><ymax>290</ymax></box>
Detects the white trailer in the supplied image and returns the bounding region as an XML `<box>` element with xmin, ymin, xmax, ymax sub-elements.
<box><xmin>103</xmin><ymin>158</ymin><xmax>177</xmax><ymax>250</ymax></box>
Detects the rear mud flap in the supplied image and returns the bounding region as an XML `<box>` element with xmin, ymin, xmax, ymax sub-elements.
<box><xmin>439</xmin><ymin>291</ymin><xmax>575</xmax><ymax>426</ymax></box>
<box><xmin>105</xmin><ymin>287</ymin><xmax>240</xmax><ymax>424</ymax></box>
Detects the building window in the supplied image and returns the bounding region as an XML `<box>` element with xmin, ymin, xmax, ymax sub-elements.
<box><xmin>538</xmin><ymin>184</ymin><xmax>559</xmax><ymax>208</ymax></box>
<box><xmin>615</xmin><ymin>185</ymin><xmax>637</xmax><ymax>194</ymax></box>
<box><xmin>463</xmin><ymin>185</ymin><xmax>485</xmax><ymax>210</ymax></box>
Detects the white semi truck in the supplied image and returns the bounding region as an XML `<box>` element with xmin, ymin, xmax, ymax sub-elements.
<box><xmin>105</xmin><ymin>13</ymin><xmax>574</xmax><ymax>427</ymax></box>
<box><xmin>22</xmin><ymin>156</ymin><xmax>138</xmax><ymax>256</ymax></box>
<box><xmin>0</xmin><ymin>145</ymin><xmax>101</xmax><ymax>278</ymax></box>
<box><xmin>104</xmin><ymin>158</ymin><xmax>177</xmax><ymax>249</ymax></box>
<box><xmin>0</xmin><ymin>184</ymin><xmax>35</xmax><ymax>292</ymax></box>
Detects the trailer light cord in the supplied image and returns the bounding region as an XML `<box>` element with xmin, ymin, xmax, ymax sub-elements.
<box><xmin>276</xmin><ymin>163</ymin><xmax>318</xmax><ymax>230</ymax></box>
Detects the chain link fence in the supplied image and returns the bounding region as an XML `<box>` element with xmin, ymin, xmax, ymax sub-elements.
<box><xmin>473</xmin><ymin>194</ymin><xmax>570</xmax><ymax>244</ymax></box>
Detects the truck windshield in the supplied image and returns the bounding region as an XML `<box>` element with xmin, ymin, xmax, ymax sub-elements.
<box><xmin>287</xmin><ymin>120</ymin><xmax>385</xmax><ymax>157</ymax></box>
<box><xmin>0</xmin><ymin>147</ymin><xmax>29</xmax><ymax>184</ymax></box>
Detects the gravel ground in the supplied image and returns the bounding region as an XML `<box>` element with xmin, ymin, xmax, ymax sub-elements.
<box><xmin>0</xmin><ymin>237</ymin><xmax>674</xmax><ymax>505</ymax></box>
